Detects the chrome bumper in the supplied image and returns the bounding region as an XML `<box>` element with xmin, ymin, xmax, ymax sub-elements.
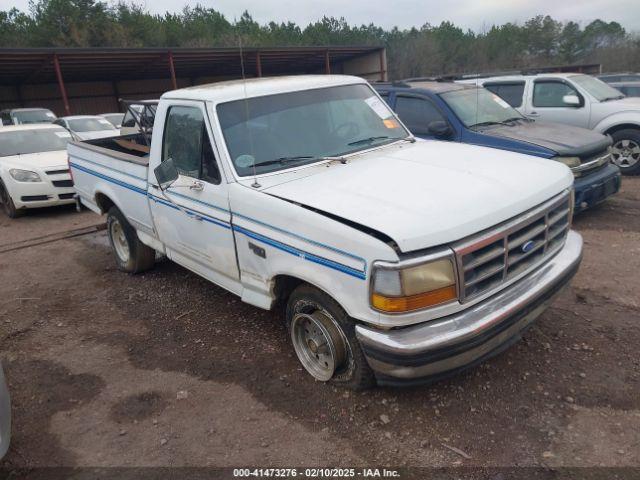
<box><xmin>356</xmin><ymin>230</ymin><xmax>583</xmax><ymax>386</ymax></box>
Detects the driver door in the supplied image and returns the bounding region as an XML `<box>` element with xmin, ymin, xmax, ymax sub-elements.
<box><xmin>148</xmin><ymin>101</ymin><xmax>240</xmax><ymax>291</ymax></box>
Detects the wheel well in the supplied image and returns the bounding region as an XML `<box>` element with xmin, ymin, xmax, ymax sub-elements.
<box><xmin>604</xmin><ymin>123</ymin><xmax>640</xmax><ymax>136</ymax></box>
<box><xmin>272</xmin><ymin>275</ymin><xmax>305</xmax><ymax>308</ymax></box>
<box><xmin>94</xmin><ymin>192</ymin><xmax>115</xmax><ymax>214</ymax></box>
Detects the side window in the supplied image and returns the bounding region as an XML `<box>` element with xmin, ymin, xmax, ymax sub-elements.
<box><xmin>395</xmin><ymin>96</ymin><xmax>445</xmax><ymax>135</ymax></box>
<box><xmin>484</xmin><ymin>82</ymin><xmax>525</xmax><ymax>108</ymax></box>
<box><xmin>162</xmin><ymin>105</ymin><xmax>221</xmax><ymax>184</ymax></box>
<box><xmin>533</xmin><ymin>81</ymin><xmax>579</xmax><ymax>108</ymax></box>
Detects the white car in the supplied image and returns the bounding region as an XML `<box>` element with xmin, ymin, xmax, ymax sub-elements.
<box><xmin>99</xmin><ymin>113</ymin><xmax>125</xmax><ymax>129</ymax></box>
<box><xmin>69</xmin><ymin>75</ymin><xmax>583</xmax><ymax>388</ymax></box>
<box><xmin>458</xmin><ymin>73</ymin><xmax>640</xmax><ymax>175</ymax></box>
<box><xmin>0</xmin><ymin>108</ymin><xmax>56</xmax><ymax>126</ymax></box>
<box><xmin>53</xmin><ymin>115</ymin><xmax>118</xmax><ymax>140</ymax></box>
<box><xmin>0</xmin><ymin>125</ymin><xmax>75</xmax><ymax>218</ymax></box>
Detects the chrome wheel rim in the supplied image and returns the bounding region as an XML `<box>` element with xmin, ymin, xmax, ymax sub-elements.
<box><xmin>611</xmin><ymin>139</ymin><xmax>640</xmax><ymax>168</ymax></box>
<box><xmin>109</xmin><ymin>218</ymin><xmax>130</xmax><ymax>263</ymax></box>
<box><xmin>291</xmin><ymin>311</ymin><xmax>347</xmax><ymax>381</ymax></box>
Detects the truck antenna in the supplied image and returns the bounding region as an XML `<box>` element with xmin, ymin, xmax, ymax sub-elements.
<box><xmin>238</xmin><ymin>37</ymin><xmax>260</xmax><ymax>188</ymax></box>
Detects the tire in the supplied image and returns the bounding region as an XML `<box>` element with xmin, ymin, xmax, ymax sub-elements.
<box><xmin>106</xmin><ymin>206</ymin><xmax>155</xmax><ymax>274</ymax></box>
<box><xmin>0</xmin><ymin>179</ymin><xmax>23</xmax><ymax>218</ymax></box>
<box><xmin>286</xmin><ymin>284</ymin><xmax>375</xmax><ymax>390</ymax></box>
<box><xmin>610</xmin><ymin>129</ymin><xmax>640</xmax><ymax>175</ymax></box>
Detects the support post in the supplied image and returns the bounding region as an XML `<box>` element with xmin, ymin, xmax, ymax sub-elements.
<box><xmin>256</xmin><ymin>51</ymin><xmax>262</xmax><ymax>77</ymax></box>
<box><xmin>53</xmin><ymin>54</ymin><xmax>71</xmax><ymax>116</ymax></box>
<box><xmin>324</xmin><ymin>49</ymin><xmax>331</xmax><ymax>74</ymax></box>
<box><xmin>168</xmin><ymin>51</ymin><xmax>178</xmax><ymax>90</ymax></box>
<box><xmin>379</xmin><ymin>49</ymin><xmax>387</xmax><ymax>81</ymax></box>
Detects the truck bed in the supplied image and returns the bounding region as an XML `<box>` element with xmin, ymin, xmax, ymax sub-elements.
<box><xmin>68</xmin><ymin>133</ymin><xmax>157</xmax><ymax>237</ymax></box>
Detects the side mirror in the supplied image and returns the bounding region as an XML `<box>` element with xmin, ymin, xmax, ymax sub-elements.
<box><xmin>563</xmin><ymin>94</ymin><xmax>581</xmax><ymax>107</ymax></box>
<box><xmin>427</xmin><ymin>120</ymin><xmax>452</xmax><ymax>138</ymax></box>
<box><xmin>154</xmin><ymin>158</ymin><xmax>179</xmax><ymax>190</ymax></box>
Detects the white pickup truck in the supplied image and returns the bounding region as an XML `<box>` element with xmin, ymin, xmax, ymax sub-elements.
<box><xmin>69</xmin><ymin>75</ymin><xmax>583</xmax><ymax>388</ymax></box>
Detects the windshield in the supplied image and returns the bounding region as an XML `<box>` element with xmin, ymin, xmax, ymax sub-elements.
<box><xmin>101</xmin><ymin>114</ymin><xmax>124</xmax><ymax>127</ymax></box>
<box><xmin>440</xmin><ymin>87</ymin><xmax>524</xmax><ymax>128</ymax></box>
<box><xmin>571</xmin><ymin>75</ymin><xmax>624</xmax><ymax>101</ymax></box>
<box><xmin>0</xmin><ymin>128</ymin><xmax>71</xmax><ymax>157</ymax></box>
<box><xmin>68</xmin><ymin>117</ymin><xmax>117</xmax><ymax>132</ymax></box>
<box><xmin>217</xmin><ymin>84</ymin><xmax>409</xmax><ymax>176</ymax></box>
<box><xmin>13</xmin><ymin>109</ymin><xmax>56</xmax><ymax>124</ymax></box>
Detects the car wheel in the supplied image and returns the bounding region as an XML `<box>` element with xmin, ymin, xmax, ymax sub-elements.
<box><xmin>106</xmin><ymin>206</ymin><xmax>156</xmax><ymax>273</ymax></box>
<box><xmin>0</xmin><ymin>179</ymin><xmax>22</xmax><ymax>218</ymax></box>
<box><xmin>286</xmin><ymin>284</ymin><xmax>375</xmax><ymax>390</ymax></box>
<box><xmin>610</xmin><ymin>129</ymin><xmax>640</xmax><ymax>175</ymax></box>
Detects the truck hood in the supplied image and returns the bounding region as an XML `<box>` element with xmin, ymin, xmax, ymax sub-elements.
<box><xmin>486</xmin><ymin>120</ymin><xmax>611</xmax><ymax>157</ymax></box>
<box><xmin>1</xmin><ymin>150</ymin><xmax>68</xmax><ymax>171</ymax></box>
<box><xmin>592</xmin><ymin>95</ymin><xmax>640</xmax><ymax>115</ymax></box>
<box><xmin>262</xmin><ymin>141</ymin><xmax>573</xmax><ymax>253</ymax></box>
<box><xmin>75</xmin><ymin>130</ymin><xmax>117</xmax><ymax>141</ymax></box>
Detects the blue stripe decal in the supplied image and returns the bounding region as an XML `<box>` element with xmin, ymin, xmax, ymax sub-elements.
<box><xmin>70</xmin><ymin>162</ymin><xmax>147</xmax><ymax>195</ymax></box>
<box><xmin>168</xmin><ymin>190</ymin><xmax>230</xmax><ymax>214</ymax></box>
<box><xmin>69</xmin><ymin>162</ymin><xmax>366</xmax><ymax>279</ymax></box>
<box><xmin>71</xmin><ymin>157</ymin><xmax>147</xmax><ymax>181</ymax></box>
<box><xmin>234</xmin><ymin>225</ymin><xmax>366</xmax><ymax>280</ymax></box>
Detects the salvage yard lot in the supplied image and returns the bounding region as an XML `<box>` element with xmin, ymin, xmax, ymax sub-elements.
<box><xmin>0</xmin><ymin>179</ymin><xmax>639</xmax><ymax>471</ymax></box>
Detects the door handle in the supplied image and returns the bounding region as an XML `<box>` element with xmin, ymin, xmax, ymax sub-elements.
<box><xmin>190</xmin><ymin>180</ymin><xmax>205</xmax><ymax>191</ymax></box>
<box><xmin>529</xmin><ymin>111</ymin><xmax>539</xmax><ymax>116</ymax></box>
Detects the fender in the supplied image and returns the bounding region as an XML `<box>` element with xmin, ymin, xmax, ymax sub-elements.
<box><xmin>593</xmin><ymin>111</ymin><xmax>640</xmax><ymax>134</ymax></box>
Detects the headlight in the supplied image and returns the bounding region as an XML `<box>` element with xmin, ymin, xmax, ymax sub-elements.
<box><xmin>555</xmin><ymin>156</ymin><xmax>581</xmax><ymax>169</ymax></box>
<box><xmin>9</xmin><ymin>169</ymin><xmax>41</xmax><ymax>182</ymax></box>
<box><xmin>371</xmin><ymin>256</ymin><xmax>457</xmax><ymax>313</ymax></box>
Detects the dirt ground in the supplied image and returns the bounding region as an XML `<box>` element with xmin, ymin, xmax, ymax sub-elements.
<box><xmin>0</xmin><ymin>179</ymin><xmax>639</xmax><ymax>477</ymax></box>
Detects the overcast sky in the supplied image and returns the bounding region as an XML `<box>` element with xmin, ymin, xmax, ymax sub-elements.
<box><xmin>2</xmin><ymin>0</ymin><xmax>640</xmax><ymax>32</ymax></box>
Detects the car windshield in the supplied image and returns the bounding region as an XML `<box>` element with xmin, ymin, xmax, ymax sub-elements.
<box><xmin>440</xmin><ymin>87</ymin><xmax>524</xmax><ymax>128</ymax></box>
<box><xmin>0</xmin><ymin>128</ymin><xmax>71</xmax><ymax>157</ymax></box>
<box><xmin>217</xmin><ymin>84</ymin><xmax>409</xmax><ymax>176</ymax></box>
<box><xmin>67</xmin><ymin>117</ymin><xmax>117</xmax><ymax>132</ymax></box>
<box><xmin>101</xmin><ymin>114</ymin><xmax>124</xmax><ymax>127</ymax></box>
<box><xmin>571</xmin><ymin>74</ymin><xmax>624</xmax><ymax>101</ymax></box>
<box><xmin>13</xmin><ymin>109</ymin><xmax>56</xmax><ymax>124</ymax></box>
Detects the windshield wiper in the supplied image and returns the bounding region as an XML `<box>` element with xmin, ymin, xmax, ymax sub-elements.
<box><xmin>469</xmin><ymin>121</ymin><xmax>502</xmax><ymax>128</ymax></box>
<box><xmin>255</xmin><ymin>155</ymin><xmax>345</xmax><ymax>168</ymax></box>
<box><xmin>602</xmin><ymin>95</ymin><xmax>625</xmax><ymax>101</ymax></box>
<box><xmin>347</xmin><ymin>135</ymin><xmax>390</xmax><ymax>146</ymax></box>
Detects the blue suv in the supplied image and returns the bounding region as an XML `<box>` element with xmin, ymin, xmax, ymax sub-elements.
<box><xmin>374</xmin><ymin>80</ymin><xmax>621</xmax><ymax>212</ymax></box>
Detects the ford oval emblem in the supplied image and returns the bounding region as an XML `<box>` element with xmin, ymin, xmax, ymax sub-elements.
<box><xmin>521</xmin><ymin>240</ymin><xmax>536</xmax><ymax>253</ymax></box>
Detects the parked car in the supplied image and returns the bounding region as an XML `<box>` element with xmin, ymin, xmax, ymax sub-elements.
<box><xmin>598</xmin><ymin>73</ymin><xmax>640</xmax><ymax>84</ymax></box>
<box><xmin>0</xmin><ymin>108</ymin><xmax>56</xmax><ymax>126</ymax></box>
<box><xmin>459</xmin><ymin>73</ymin><xmax>640</xmax><ymax>175</ymax></box>
<box><xmin>608</xmin><ymin>81</ymin><xmax>640</xmax><ymax>98</ymax></box>
<box><xmin>99</xmin><ymin>113</ymin><xmax>125</xmax><ymax>129</ymax></box>
<box><xmin>69</xmin><ymin>75</ymin><xmax>583</xmax><ymax>388</ymax></box>
<box><xmin>0</xmin><ymin>125</ymin><xmax>75</xmax><ymax>218</ymax></box>
<box><xmin>374</xmin><ymin>81</ymin><xmax>620</xmax><ymax>213</ymax></box>
<box><xmin>0</xmin><ymin>362</ymin><xmax>10</xmax><ymax>460</ymax></box>
<box><xmin>53</xmin><ymin>115</ymin><xmax>118</xmax><ymax>140</ymax></box>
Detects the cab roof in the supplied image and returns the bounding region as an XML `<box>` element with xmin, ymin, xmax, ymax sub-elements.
<box><xmin>162</xmin><ymin>75</ymin><xmax>367</xmax><ymax>104</ymax></box>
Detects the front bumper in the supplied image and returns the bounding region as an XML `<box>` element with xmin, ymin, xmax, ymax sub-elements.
<box><xmin>356</xmin><ymin>230</ymin><xmax>583</xmax><ymax>386</ymax></box>
<box><xmin>574</xmin><ymin>163</ymin><xmax>621</xmax><ymax>213</ymax></box>
<box><xmin>0</xmin><ymin>362</ymin><xmax>10</xmax><ymax>460</ymax></box>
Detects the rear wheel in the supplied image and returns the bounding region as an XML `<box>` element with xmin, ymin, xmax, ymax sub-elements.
<box><xmin>106</xmin><ymin>206</ymin><xmax>155</xmax><ymax>273</ymax></box>
<box><xmin>286</xmin><ymin>284</ymin><xmax>375</xmax><ymax>390</ymax></box>
<box><xmin>610</xmin><ymin>129</ymin><xmax>640</xmax><ymax>175</ymax></box>
<box><xmin>0</xmin><ymin>179</ymin><xmax>22</xmax><ymax>218</ymax></box>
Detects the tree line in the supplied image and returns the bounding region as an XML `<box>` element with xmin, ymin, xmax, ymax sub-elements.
<box><xmin>1</xmin><ymin>0</ymin><xmax>639</xmax><ymax>79</ymax></box>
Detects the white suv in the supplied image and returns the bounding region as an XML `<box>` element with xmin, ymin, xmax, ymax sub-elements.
<box><xmin>459</xmin><ymin>73</ymin><xmax>640</xmax><ymax>175</ymax></box>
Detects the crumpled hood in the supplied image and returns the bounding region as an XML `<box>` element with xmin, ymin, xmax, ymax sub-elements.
<box><xmin>1</xmin><ymin>150</ymin><xmax>68</xmax><ymax>171</ymax></box>
<box><xmin>487</xmin><ymin>121</ymin><xmax>611</xmax><ymax>157</ymax></box>
<box><xmin>263</xmin><ymin>141</ymin><xmax>573</xmax><ymax>253</ymax></box>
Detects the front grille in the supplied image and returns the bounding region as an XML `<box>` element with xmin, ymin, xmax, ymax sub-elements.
<box><xmin>21</xmin><ymin>195</ymin><xmax>50</xmax><ymax>202</ymax></box>
<box><xmin>52</xmin><ymin>179</ymin><xmax>74</xmax><ymax>188</ymax></box>
<box><xmin>46</xmin><ymin>169</ymin><xmax>70</xmax><ymax>176</ymax></box>
<box><xmin>574</xmin><ymin>150</ymin><xmax>610</xmax><ymax>176</ymax></box>
<box><xmin>454</xmin><ymin>192</ymin><xmax>571</xmax><ymax>302</ymax></box>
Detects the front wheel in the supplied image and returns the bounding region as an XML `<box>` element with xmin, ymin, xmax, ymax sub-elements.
<box><xmin>106</xmin><ymin>206</ymin><xmax>156</xmax><ymax>274</ymax></box>
<box><xmin>610</xmin><ymin>129</ymin><xmax>640</xmax><ymax>175</ymax></box>
<box><xmin>286</xmin><ymin>284</ymin><xmax>375</xmax><ymax>390</ymax></box>
<box><xmin>0</xmin><ymin>179</ymin><xmax>23</xmax><ymax>218</ymax></box>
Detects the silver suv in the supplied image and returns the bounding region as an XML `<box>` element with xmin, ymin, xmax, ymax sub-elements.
<box><xmin>460</xmin><ymin>73</ymin><xmax>640</xmax><ymax>175</ymax></box>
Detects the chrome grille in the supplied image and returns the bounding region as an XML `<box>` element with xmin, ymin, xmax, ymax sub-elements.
<box><xmin>454</xmin><ymin>192</ymin><xmax>571</xmax><ymax>302</ymax></box>
<box><xmin>573</xmin><ymin>150</ymin><xmax>610</xmax><ymax>177</ymax></box>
